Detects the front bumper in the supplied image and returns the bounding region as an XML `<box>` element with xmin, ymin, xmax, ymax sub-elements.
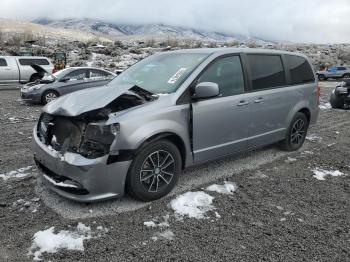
<box><xmin>20</xmin><ymin>90</ymin><xmax>41</xmax><ymax>103</ymax></box>
<box><xmin>32</xmin><ymin>125</ymin><xmax>132</xmax><ymax>202</ymax></box>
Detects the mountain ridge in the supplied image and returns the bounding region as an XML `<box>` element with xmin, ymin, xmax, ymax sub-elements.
<box><xmin>32</xmin><ymin>18</ymin><xmax>275</xmax><ymax>44</ymax></box>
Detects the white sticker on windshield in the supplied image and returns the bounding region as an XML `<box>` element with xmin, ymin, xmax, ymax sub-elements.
<box><xmin>168</xmin><ymin>68</ymin><xmax>187</xmax><ymax>84</ymax></box>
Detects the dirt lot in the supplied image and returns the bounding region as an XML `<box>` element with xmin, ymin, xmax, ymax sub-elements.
<box><xmin>0</xmin><ymin>82</ymin><xmax>349</xmax><ymax>262</ymax></box>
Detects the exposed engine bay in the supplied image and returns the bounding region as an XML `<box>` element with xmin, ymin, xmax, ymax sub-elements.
<box><xmin>37</xmin><ymin>87</ymin><xmax>156</xmax><ymax>159</ymax></box>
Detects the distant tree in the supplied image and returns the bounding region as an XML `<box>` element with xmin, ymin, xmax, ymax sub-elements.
<box><xmin>247</xmin><ymin>40</ymin><xmax>258</xmax><ymax>48</ymax></box>
<box><xmin>145</xmin><ymin>38</ymin><xmax>155</xmax><ymax>47</ymax></box>
<box><xmin>227</xmin><ymin>40</ymin><xmax>240</xmax><ymax>47</ymax></box>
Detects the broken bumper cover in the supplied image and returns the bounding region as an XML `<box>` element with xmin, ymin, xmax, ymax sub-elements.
<box><xmin>32</xmin><ymin>126</ymin><xmax>132</xmax><ymax>202</ymax></box>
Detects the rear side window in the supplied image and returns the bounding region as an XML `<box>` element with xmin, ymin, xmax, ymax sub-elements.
<box><xmin>89</xmin><ymin>69</ymin><xmax>112</xmax><ymax>79</ymax></box>
<box><xmin>247</xmin><ymin>54</ymin><xmax>286</xmax><ymax>90</ymax></box>
<box><xmin>285</xmin><ymin>55</ymin><xmax>315</xmax><ymax>85</ymax></box>
<box><xmin>19</xmin><ymin>58</ymin><xmax>50</xmax><ymax>66</ymax></box>
<box><xmin>65</xmin><ymin>69</ymin><xmax>88</xmax><ymax>80</ymax></box>
<box><xmin>198</xmin><ymin>56</ymin><xmax>245</xmax><ymax>97</ymax></box>
<box><xmin>0</xmin><ymin>58</ymin><xmax>7</xmax><ymax>66</ymax></box>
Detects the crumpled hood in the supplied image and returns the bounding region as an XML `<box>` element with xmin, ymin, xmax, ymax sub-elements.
<box><xmin>43</xmin><ymin>83</ymin><xmax>135</xmax><ymax>116</ymax></box>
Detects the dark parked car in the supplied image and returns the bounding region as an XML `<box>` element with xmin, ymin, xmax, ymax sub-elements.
<box><xmin>330</xmin><ymin>79</ymin><xmax>350</xmax><ymax>109</ymax></box>
<box><xmin>20</xmin><ymin>66</ymin><xmax>116</xmax><ymax>104</ymax></box>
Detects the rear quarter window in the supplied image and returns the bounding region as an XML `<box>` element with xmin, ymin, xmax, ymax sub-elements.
<box><xmin>247</xmin><ymin>54</ymin><xmax>286</xmax><ymax>90</ymax></box>
<box><xmin>0</xmin><ymin>58</ymin><xmax>7</xmax><ymax>66</ymax></box>
<box><xmin>19</xmin><ymin>58</ymin><xmax>50</xmax><ymax>66</ymax></box>
<box><xmin>285</xmin><ymin>55</ymin><xmax>315</xmax><ymax>85</ymax></box>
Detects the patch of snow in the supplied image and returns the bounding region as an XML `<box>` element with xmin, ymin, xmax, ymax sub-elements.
<box><xmin>152</xmin><ymin>230</ymin><xmax>175</xmax><ymax>241</ymax></box>
<box><xmin>306</xmin><ymin>134</ymin><xmax>322</xmax><ymax>142</ymax></box>
<box><xmin>214</xmin><ymin>212</ymin><xmax>221</xmax><ymax>218</ymax></box>
<box><xmin>205</xmin><ymin>181</ymin><xmax>237</xmax><ymax>195</ymax></box>
<box><xmin>170</xmin><ymin>191</ymin><xmax>214</xmax><ymax>219</ymax></box>
<box><xmin>285</xmin><ymin>157</ymin><xmax>297</xmax><ymax>163</ymax></box>
<box><xmin>319</xmin><ymin>102</ymin><xmax>331</xmax><ymax>110</ymax></box>
<box><xmin>144</xmin><ymin>214</ymin><xmax>170</xmax><ymax>228</ymax></box>
<box><xmin>0</xmin><ymin>166</ymin><xmax>33</xmax><ymax>180</ymax></box>
<box><xmin>312</xmin><ymin>169</ymin><xmax>344</xmax><ymax>180</ymax></box>
<box><xmin>144</xmin><ymin>221</ymin><xmax>156</xmax><ymax>228</ymax></box>
<box><xmin>28</xmin><ymin>223</ymin><xmax>92</xmax><ymax>261</ymax></box>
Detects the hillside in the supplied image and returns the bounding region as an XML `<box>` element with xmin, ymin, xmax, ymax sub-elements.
<box><xmin>33</xmin><ymin>18</ymin><xmax>274</xmax><ymax>44</ymax></box>
<box><xmin>0</xmin><ymin>18</ymin><xmax>111</xmax><ymax>42</ymax></box>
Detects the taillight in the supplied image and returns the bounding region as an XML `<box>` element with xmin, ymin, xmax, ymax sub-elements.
<box><xmin>316</xmin><ymin>82</ymin><xmax>320</xmax><ymax>104</ymax></box>
<box><xmin>52</xmin><ymin>68</ymin><xmax>57</xmax><ymax>74</ymax></box>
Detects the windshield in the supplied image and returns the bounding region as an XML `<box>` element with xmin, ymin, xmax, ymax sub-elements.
<box><xmin>41</xmin><ymin>68</ymin><xmax>70</xmax><ymax>81</ymax></box>
<box><xmin>109</xmin><ymin>52</ymin><xmax>209</xmax><ymax>94</ymax></box>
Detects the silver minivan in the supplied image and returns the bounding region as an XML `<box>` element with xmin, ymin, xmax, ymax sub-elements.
<box><xmin>32</xmin><ymin>48</ymin><xmax>319</xmax><ymax>202</ymax></box>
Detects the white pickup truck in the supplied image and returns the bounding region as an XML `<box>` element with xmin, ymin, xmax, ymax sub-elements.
<box><xmin>0</xmin><ymin>56</ymin><xmax>54</xmax><ymax>84</ymax></box>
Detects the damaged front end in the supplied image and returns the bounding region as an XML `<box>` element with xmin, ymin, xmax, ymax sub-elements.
<box><xmin>33</xmin><ymin>84</ymin><xmax>156</xmax><ymax>201</ymax></box>
<box><xmin>37</xmin><ymin>112</ymin><xmax>119</xmax><ymax>160</ymax></box>
<box><xmin>38</xmin><ymin>86</ymin><xmax>152</xmax><ymax>159</ymax></box>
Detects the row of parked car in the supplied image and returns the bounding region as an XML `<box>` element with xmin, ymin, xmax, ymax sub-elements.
<box><xmin>0</xmin><ymin>56</ymin><xmax>117</xmax><ymax>104</ymax></box>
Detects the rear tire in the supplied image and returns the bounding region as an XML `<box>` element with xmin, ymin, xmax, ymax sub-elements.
<box><xmin>280</xmin><ymin>112</ymin><xmax>309</xmax><ymax>151</ymax></box>
<box><xmin>343</xmin><ymin>74</ymin><xmax>350</xmax><ymax>79</ymax></box>
<box><xmin>126</xmin><ymin>140</ymin><xmax>182</xmax><ymax>202</ymax></box>
<box><xmin>330</xmin><ymin>93</ymin><xmax>344</xmax><ymax>109</ymax></box>
<box><xmin>318</xmin><ymin>74</ymin><xmax>327</xmax><ymax>81</ymax></box>
<box><xmin>41</xmin><ymin>90</ymin><xmax>59</xmax><ymax>105</ymax></box>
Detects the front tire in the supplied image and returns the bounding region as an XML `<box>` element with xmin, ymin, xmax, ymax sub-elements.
<box><xmin>330</xmin><ymin>93</ymin><xmax>344</xmax><ymax>109</ymax></box>
<box><xmin>42</xmin><ymin>90</ymin><xmax>59</xmax><ymax>104</ymax></box>
<box><xmin>126</xmin><ymin>140</ymin><xmax>182</xmax><ymax>202</ymax></box>
<box><xmin>280</xmin><ymin>112</ymin><xmax>309</xmax><ymax>151</ymax></box>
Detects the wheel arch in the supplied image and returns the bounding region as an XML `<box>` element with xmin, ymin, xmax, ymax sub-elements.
<box><xmin>134</xmin><ymin>132</ymin><xmax>187</xmax><ymax>170</ymax></box>
<box><xmin>285</xmin><ymin>101</ymin><xmax>313</xmax><ymax>131</ymax></box>
<box><xmin>298</xmin><ymin>107</ymin><xmax>311</xmax><ymax>123</ymax></box>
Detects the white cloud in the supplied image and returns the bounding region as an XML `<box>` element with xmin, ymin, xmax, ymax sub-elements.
<box><xmin>0</xmin><ymin>0</ymin><xmax>350</xmax><ymax>43</ymax></box>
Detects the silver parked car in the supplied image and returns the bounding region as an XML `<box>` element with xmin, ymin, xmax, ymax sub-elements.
<box><xmin>0</xmin><ymin>56</ymin><xmax>54</xmax><ymax>84</ymax></box>
<box><xmin>316</xmin><ymin>66</ymin><xmax>350</xmax><ymax>81</ymax></box>
<box><xmin>32</xmin><ymin>48</ymin><xmax>319</xmax><ymax>202</ymax></box>
<box><xmin>21</xmin><ymin>66</ymin><xmax>116</xmax><ymax>104</ymax></box>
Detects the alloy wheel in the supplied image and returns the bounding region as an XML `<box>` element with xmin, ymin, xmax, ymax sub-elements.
<box><xmin>290</xmin><ymin>119</ymin><xmax>306</xmax><ymax>145</ymax></box>
<box><xmin>139</xmin><ymin>150</ymin><xmax>175</xmax><ymax>193</ymax></box>
<box><xmin>45</xmin><ymin>92</ymin><xmax>57</xmax><ymax>103</ymax></box>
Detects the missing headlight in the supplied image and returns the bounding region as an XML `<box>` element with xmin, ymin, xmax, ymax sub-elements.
<box><xmin>80</xmin><ymin>123</ymin><xmax>119</xmax><ymax>158</ymax></box>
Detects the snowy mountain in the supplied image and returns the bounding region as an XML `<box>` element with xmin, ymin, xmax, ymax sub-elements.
<box><xmin>33</xmin><ymin>18</ymin><xmax>273</xmax><ymax>44</ymax></box>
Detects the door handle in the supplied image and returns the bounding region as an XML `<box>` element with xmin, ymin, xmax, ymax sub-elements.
<box><xmin>237</xmin><ymin>101</ymin><xmax>249</xmax><ymax>106</ymax></box>
<box><xmin>4</xmin><ymin>68</ymin><xmax>11</xmax><ymax>71</ymax></box>
<box><xmin>254</xmin><ymin>98</ymin><xmax>263</xmax><ymax>103</ymax></box>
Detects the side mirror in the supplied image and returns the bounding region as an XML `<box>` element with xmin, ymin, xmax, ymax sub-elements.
<box><xmin>192</xmin><ymin>82</ymin><xmax>219</xmax><ymax>100</ymax></box>
<box><xmin>59</xmin><ymin>77</ymin><xmax>70</xmax><ymax>82</ymax></box>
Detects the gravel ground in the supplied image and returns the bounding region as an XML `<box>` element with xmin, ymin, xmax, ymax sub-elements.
<box><xmin>0</xmin><ymin>82</ymin><xmax>349</xmax><ymax>262</ymax></box>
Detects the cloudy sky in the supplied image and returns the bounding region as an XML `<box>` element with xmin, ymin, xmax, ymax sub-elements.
<box><xmin>1</xmin><ymin>0</ymin><xmax>350</xmax><ymax>43</ymax></box>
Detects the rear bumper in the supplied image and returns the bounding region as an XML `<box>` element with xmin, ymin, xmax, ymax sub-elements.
<box><xmin>310</xmin><ymin>106</ymin><xmax>319</xmax><ymax>126</ymax></box>
<box><xmin>32</xmin><ymin>125</ymin><xmax>132</xmax><ymax>202</ymax></box>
